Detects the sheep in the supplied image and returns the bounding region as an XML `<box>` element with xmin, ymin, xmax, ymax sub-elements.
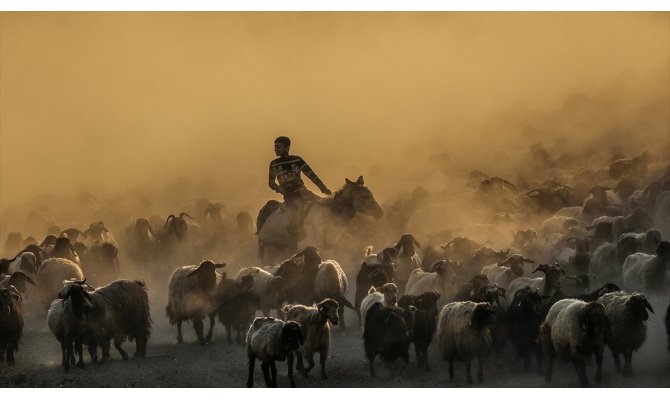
<box><xmin>59</xmin><ymin>279</ymin><xmax>151</xmax><ymax>361</ymax></box>
<box><xmin>0</xmin><ymin>271</ymin><xmax>36</xmax><ymax>297</ymax></box>
<box><xmin>620</xmin><ymin>229</ymin><xmax>662</xmax><ymax>255</ymax></box>
<box><xmin>246</xmin><ymin>317</ymin><xmax>304</xmax><ymax>388</ymax></box>
<box><xmin>37</xmin><ymin>258</ymin><xmax>85</xmax><ymax>310</ymax></box>
<box><xmin>83</xmin><ymin>221</ymin><xmax>117</xmax><ymax>246</ymax></box>
<box><xmin>354</xmin><ymin>259</ymin><xmax>396</xmax><ymax>320</ymax></box>
<box><xmin>453</xmin><ymin>274</ymin><xmax>490</xmax><ymax>302</ymax></box>
<box><xmin>47</xmin><ymin>237</ymin><xmax>81</xmax><ymax>266</ymax></box>
<box><xmin>123</xmin><ymin>218</ymin><xmax>157</xmax><ymax>274</ymax></box>
<box><xmin>665</xmin><ymin>300</ymin><xmax>670</xmax><ymax>352</ymax></box>
<box><xmin>0</xmin><ymin>285</ymin><xmax>23</xmax><ymax>364</ymax></box>
<box><xmin>236</xmin><ymin>266</ymin><xmax>283</xmax><ymax>316</ymax></box>
<box><xmin>359</xmin><ymin>283</ymin><xmax>400</xmax><ymax>337</ymax></box>
<box><xmin>405</xmin><ymin>259</ymin><xmax>460</xmax><ymax>303</ymax></box>
<box><xmin>282</xmin><ymin>298</ymin><xmax>339</xmax><ymax>379</ymax></box>
<box><xmin>610</xmin><ymin>208</ymin><xmax>654</xmax><ymax>242</ymax></box>
<box><xmin>48</xmin><ymin>280</ymin><xmax>95</xmax><ymax>371</ymax></box>
<box><xmin>506</xmin><ymin>286</ymin><xmax>544</xmax><ymax>372</ymax></box>
<box><xmin>313</xmin><ymin>259</ymin><xmax>355</xmax><ymax>329</ymax></box>
<box><xmin>589</xmin><ymin>235</ymin><xmax>639</xmax><ymax>285</ymax></box>
<box><xmin>508</xmin><ymin>263</ymin><xmax>565</xmax><ymax>302</ymax></box>
<box><xmin>216</xmin><ymin>274</ymin><xmax>259</xmax><ymax>344</ymax></box>
<box><xmin>538</xmin><ymin>299</ymin><xmax>609</xmax><ymax>387</ymax></box>
<box><xmin>481</xmin><ymin>254</ymin><xmax>535</xmax><ymax>289</ymax></box>
<box><xmin>621</xmin><ymin>241</ymin><xmax>670</xmax><ymax>293</ymax></box>
<box><xmin>363</xmin><ymin>301</ymin><xmax>414</xmax><ymax>379</ymax></box>
<box><xmin>597</xmin><ymin>291</ymin><xmax>654</xmax><ymax>377</ymax></box>
<box><xmin>80</xmin><ymin>242</ymin><xmax>120</xmax><ymax>287</ymax></box>
<box><xmin>393</xmin><ymin>233</ymin><xmax>423</xmax><ymax>289</ymax></box>
<box><xmin>166</xmin><ymin>260</ymin><xmax>226</xmax><ymax>345</ymax></box>
<box><xmin>437</xmin><ymin>301</ymin><xmax>496</xmax><ymax>384</ymax></box>
<box><xmin>7</xmin><ymin>252</ymin><xmax>38</xmax><ymax>277</ymax></box>
<box><xmin>398</xmin><ymin>291</ymin><xmax>441</xmax><ymax>371</ymax></box>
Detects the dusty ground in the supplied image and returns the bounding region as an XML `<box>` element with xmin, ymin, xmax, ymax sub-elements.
<box><xmin>1</xmin><ymin>288</ymin><xmax>669</xmax><ymax>388</ymax></box>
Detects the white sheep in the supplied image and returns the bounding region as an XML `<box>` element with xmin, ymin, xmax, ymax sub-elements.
<box><xmin>166</xmin><ymin>260</ymin><xmax>226</xmax><ymax>345</ymax></box>
<box><xmin>621</xmin><ymin>241</ymin><xmax>670</xmax><ymax>293</ymax></box>
<box><xmin>437</xmin><ymin>301</ymin><xmax>496</xmax><ymax>384</ymax></box>
<box><xmin>598</xmin><ymin>291</ymin><xmax>654</xmax><ymax>377</ymax></box>
<box><xmin>36</xmin><ymin>258</ymin><xmax>84</xmax><ymax>311</ymax></box>
<box><xmin>282</xmin><ymin>298</ymin><xmax>339</xmax><ymax>379</ymax></box>
<box><xmin>405</xmin><ymin>259</ymin><xmax>460</xmax><ymax>302</ymax></box>
<box><xmin>313</xmin><ymin>259</ymin><xmax>355</xmax><ymax>329</ymax></box>
<box><xmin>246</xmin><ymin>316</ymin><xmax>304</xmax><ymax>388</ymax></box>
<box><xmin>538</xmin><ymin>298</ymin><xmax>609</xmax><ymax>387</ymax></box>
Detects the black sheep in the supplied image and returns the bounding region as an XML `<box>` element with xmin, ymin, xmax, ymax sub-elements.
<box><xmin>506</xmin><ymin>286</ymin><xmax>544</xmax><ymax>372</ymax></box>
<box><xmin>363</xmin><ymin>303</ymin><xmax>413</xmax><ymax>378</ymax></box>
<box><xmin>398</xmin><ymin>291</ymin><xmax>440</xmax><ymax>371</ymax></box>
<box><xmin>0</xmin><ymin>285</ymin><xmax>24</xmax><ymax>364</ymax></box>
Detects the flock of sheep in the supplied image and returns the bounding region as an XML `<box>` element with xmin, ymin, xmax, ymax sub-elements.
<box><xmin>0</xmin><ymin>147</ymin><xmax>670</xmax><ymax>388</ymax></box>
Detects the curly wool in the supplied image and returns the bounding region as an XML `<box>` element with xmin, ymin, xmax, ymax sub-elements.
<box><xmin>437</xmin><ymin>301</ymin><xmax>492</xmax><ymax>363</ymax></box>
<box><xmin>598</xmin><ymin>291</ymin><xmax>647</xmax><ymax>353</ymax></box>
<box><xmin>37</xmin><ymin>258</ymin><xmax>84</xmax><ymax>310</ymax></box>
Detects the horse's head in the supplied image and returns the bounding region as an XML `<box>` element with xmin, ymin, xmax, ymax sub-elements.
<box><xmin>341</xmin><ymin>176</ymin><xmax>384</xmax><ymax>220</ymax></box>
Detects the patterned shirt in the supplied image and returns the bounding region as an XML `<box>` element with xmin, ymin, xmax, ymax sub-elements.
<box><xmin>268</xmin><ymin>155</ymin><xmax>326</xmax><ymax>194</ymax></box>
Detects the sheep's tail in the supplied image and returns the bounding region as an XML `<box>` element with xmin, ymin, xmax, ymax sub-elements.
<box><xmin>333</xmin><ymin>294</ymin><xmax>355</xmax><ymax>310</ymax></box>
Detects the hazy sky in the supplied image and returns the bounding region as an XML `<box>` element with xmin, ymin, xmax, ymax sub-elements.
<box><xmin>1</xmin><ymin>12</ymin><xmax>668</xmax><ymax>211</ymax></box>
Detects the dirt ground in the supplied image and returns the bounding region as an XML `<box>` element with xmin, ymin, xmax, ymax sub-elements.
<box><xmin>1</xmin><ymin>286</ymin><xmax>669</xmax><ymax>389</ymax></box>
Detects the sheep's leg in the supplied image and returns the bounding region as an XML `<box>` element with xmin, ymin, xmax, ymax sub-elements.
<box><xmin>101</xmin><ymin>339</ymin><xmax>111</xmax><ymax>363</ymax></box>
<box><xmin>269</xmin><ymin>361</ymin><xmax>278</xmax><ymax>388</ymax></box>
<box><xmin>287</xmin><ymin>352</ymin><xmax>297</xmax><ymax>388</ymax></box>
<box><xmin>177</xmin><ymin>321</ymin><xmax>184</xmax><ymax>344</ymax></box>
<box><xmin>477</xmin><ymin>355</ymin><xmax>484</xmax><ymax>383</ymax></box>
<box><xmin>193</xmin><ymin>318</ymin><xmax>206</xmax><ymax>345</ymax></box>
<box><xmin>320</xmin><ymin>348</ymin><xmax>328</xmax><ymax>379</ymax></box>
<box><xmin>6</xmin><ymin>345</ymin><xmax>15</xmax><ymax>365</ymax></box>
<box><xmin>296</xmin><ymin>352</ymin><xmax>306</xmax><ymax>375</ymax></box>
<box><xmin>60</xmin><ymin>341</ymin><xmax>67</xmax><ymax>369</ymax></box>
<box><xmin>306</xmin><ymin>352</ymin><xmax>316</xmax><ymax>375</ymax></box>
<box><xmin>572</xmin><ymin>356</ymin><xmax>589</xmax><ymax>388</ymax></box>
<box><xmin>622</xmin><ymin>350</ymin><xmax>633</xmax><ymax>378</ymax></box>
<box><xmin>246</xmin><ymin>354</ymin><xmax>255</xmax><ymax>388</ymax></box>
<box><xmin>414</xmin><ymin>344</ymin><xmax>423</xmax><ymax>369</ymax></box>
<box><xmin>135</xmin><ymin>332</ymin><xmax>148</xmax><ymax>358</ymax></box>
<box><xmin>594</xmin><ymin>349</ymin><xmax>603</xmax><ymax>383</ymax></box>
<box><xmin>114</xmin><ymin>337</ymin><xmax>129</xmax><ymax>361</ymax></box>
<box><xmin>261</xmin><ymin>361</ymin><xmax>271</xmax><ymax>387</ymax></box>
<box><xmin>535</xmin><ymin>348</ymin><xmax>543</xmax><ymax>376</ymax></box>
<box><xmin>368</xmin><ymin>353</ymin><xmax>376</xmax><ymax>377</ymax></box>
<box><xmin>448</xmin><ymin>358</ymin><xmax>455</xmax><ymax>379</ymax></box>
<box><xmin>465</xmin><ymin>360</ymin><xmax>473</xmax><ymax>385</ymax></box>
<box><xmin>338</xmin><ymin>305</ymin><xmax>346</xmax><ymax>330</ymax></box>
<box><xmin>612</xmin><ymin>349</ymin><xmax>621</xmax><ymax>372</ymax></box>
<box><xmin>225</xmin><ymin>324</ymin><xmax>233</xmax><ymax>344</ymax></box>
<box><xmin>88</xmin><ymin>344</ymin><xmax>98</xmax><ymax>363</ymax></box>
<box><xmin>205</xmin><ymin>314</ymin><xmax>215</xmax><ymax>343</ymax></box>
<box><xmin>76</xmin><ymin>341</ymin><xmax>84</xmax><ymax>368</ymax></box>
<box><xmin>64</xmin><ymin>340</ymin><xmax>74</xmax><ymax>372</ymax></box>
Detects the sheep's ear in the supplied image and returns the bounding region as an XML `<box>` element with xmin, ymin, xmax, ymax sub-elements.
<box><xmin>345</xmin><ymin>178</ymin><xmax>353</xmax><ymax>184</ymax></box>
<box><xmin>643</xmin><ymin>298</ymin><xmax>655</xmax><ymax>314</ymax></box>
<box><xmin>356</xmin><ymin>176</ymin><xmax>364</xmax><ymax>185</ymax></box>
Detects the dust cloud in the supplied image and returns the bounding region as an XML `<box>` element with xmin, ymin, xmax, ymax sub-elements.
<box><xmin>0</xmin><ymin>12</ymin><xmax>668</xmax><ymax>249</ymax></box>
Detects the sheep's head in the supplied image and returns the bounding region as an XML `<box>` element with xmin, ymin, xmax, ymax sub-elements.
<box><xmin>594</xmin><ymin>283</ymin><xmax>620</xmax><ymax>298</ymax></box>
<box><xmin>656</xmin><ymin>241</ymin><xmax>670</xmax><ymax>262</ymax></box>
<box><xmin>511</xmin><ymin>287</ymin><xmax>542</xmax><ymax>317</ymax></box>
<box><xmin>165</xmin><ymin>214</ymin><xmax>192</xmax><ymax>240</ymax></box>
<box><xmin>643</xmin><ymin>229</ymin><xmax>662</xmax><ymax>252</ymax></box>
<box><xmin>379</xmin><ymin>283</ymin><xmax>398</xmax><ymax>306</ymax></box>
<box><xmin>412</xmin><ymin>291</ymin><xmax>440</xmax><ymax>317</ymax></box>
<box><xmin>616</xmin><ymin>236</ymin><xmax>640</xmax><ymax>262</ymax></box>
<box><xmin>60</xmin><ymin>281</ymin><xmax>95</xmax><ymax>319</ymax></box>
<box><xmin>0</xmin><ymin>286</ymin><xmax>21</xmax><ymax>322</ymax></box>
<box><xmin>291</xmin><ymin>246</ymin><xmax>322</xmax><ymax>271</ymax></box>
<box><xmin>434</xmin><ymin>259</ymin><xmax>460</xmax><ymax>284</ymax></box>
<box><xmin>395</xmin><ymin>233</ymin><xmax>422</xmax><ymax>256</ymax></box>
<box><xmin>187</xmin><ymin>260</ymin><xmax>226</xmax><ymax>288</ymax></box>
<box><xmin>84</xmin><ymin>221</ymin><xmax>110</xmax><ymax>243</ymax></box>
<box><xmin>6</xmin><ymin>271</ymin><xmax>36</xmax><ymax>294</ymax></box>
<box><xmin>317</xmin><ymin>298</ymin><xmax>340</xmax><ymax>325</ymax></box>
<box><xmin>471</xmin><ymin>302</ymin><xmax>496</xmax><ymax>331</ymax></box>
<box><xmin>582</xmin><ymin>302</ymin><xmax>609</xmax><ymax>339</ymax></box>
<box><xmin>628</xmin><ymin>293</ymin><xmax>654</xmax><ymax>321</ymax></box>
<box><xmin>281</xmin><ymin>321</ymin><xmax>304</xmax><ymax>353</ymax></box>
<box><xmin>498</xmin><ymin>254</ymin><xmax>535</xmax><ymax>276</ymax></box>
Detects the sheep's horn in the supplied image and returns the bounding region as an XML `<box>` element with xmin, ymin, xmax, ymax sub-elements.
<box><xmin>179</xmin><ymin>212</ymin><xmax>193</xmax><ymax>220</ymax></box>
<box><xmin>165</xmin><ymin>214</ymin><xmax>176</xmax><ymax>227</ymax></box>
<box><xmin>8</xmin><ymin>285</ymin><xmax>22</xmax><ymax>300</ymax></box>
<box><xmin>413</xmin><ymin>238</ymin><xmax>423</xmax><ymax>251</ymax></box>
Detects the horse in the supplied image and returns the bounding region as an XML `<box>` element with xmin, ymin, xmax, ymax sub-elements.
<box><xmin>257</xmin><ymin>176</ymin><xmax>384</xmax><ymax>265</ymax></box>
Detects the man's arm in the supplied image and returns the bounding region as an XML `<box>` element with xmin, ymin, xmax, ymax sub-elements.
<box><xmin>300</xmin><ymin>158</ymin><xmax>331</xmax><ymax>195</ymax></box>
<box><xmin>268</xmin><ymin>162</ymin><xmax>282</xmax><ymax>194</ymax></box>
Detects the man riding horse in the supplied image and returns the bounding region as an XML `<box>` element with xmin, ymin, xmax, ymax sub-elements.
<box><xmin>266</xmin><ymin>136</ymin><xmax>332</xmax><ymax>241</ymax></box>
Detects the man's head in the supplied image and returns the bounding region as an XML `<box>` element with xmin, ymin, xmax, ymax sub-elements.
<box><xmin>274</xmin><ymin>136</ymin><xmax>291</xmax><ymax>156</ymax></box>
